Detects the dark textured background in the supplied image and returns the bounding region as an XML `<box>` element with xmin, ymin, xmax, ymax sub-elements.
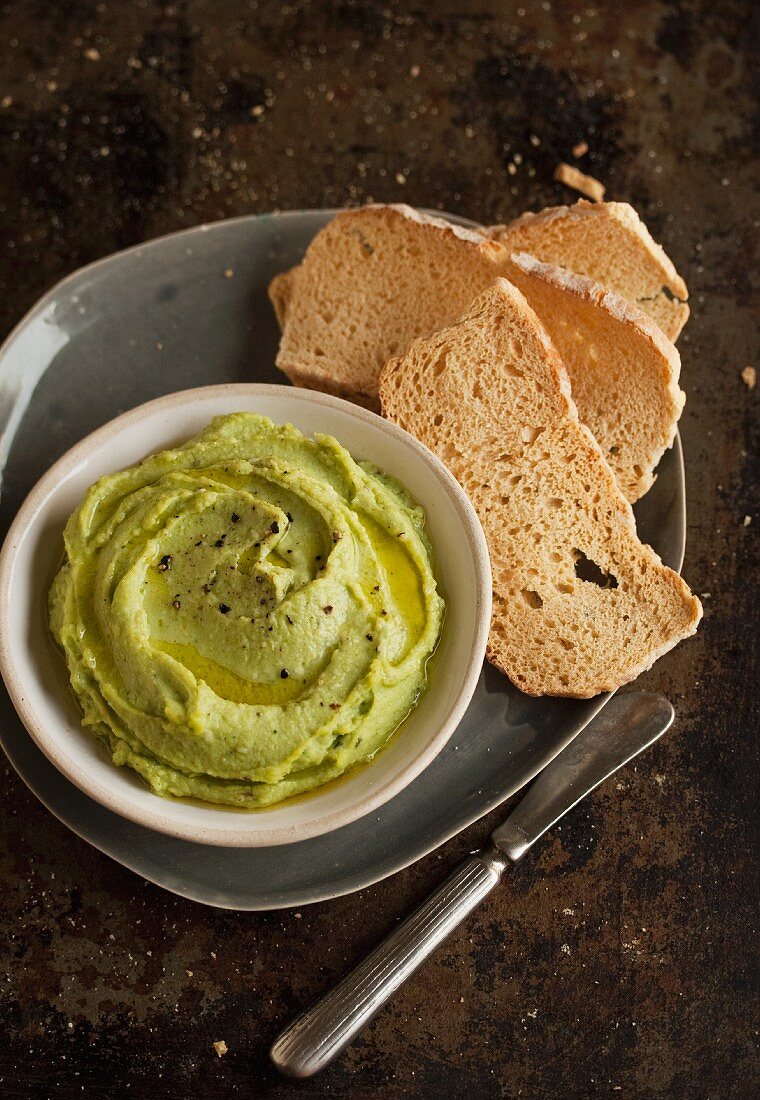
<box><xmin>0</xmin><ymin>1</ymin><xmax>758</xmax><ymax>1096</ymax></box>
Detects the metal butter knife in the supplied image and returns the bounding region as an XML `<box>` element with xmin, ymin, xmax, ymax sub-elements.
<box><xmin>271</xmin><ymin>691</ymin><xmax>674</xmax><ymax>1078</ymax></box>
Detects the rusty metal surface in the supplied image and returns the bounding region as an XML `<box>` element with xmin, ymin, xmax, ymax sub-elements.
<box><xmin>0</xmin><ymin>1</ymin><xmax>757</xmax><ymax>1096</ymax></box>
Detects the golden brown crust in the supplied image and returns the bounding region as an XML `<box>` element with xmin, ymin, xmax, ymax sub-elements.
<box><xmin>268</xmin><ymin>269</ymin><xmax>295</xmax><ymax>328</ymax></box>
<box><xmin>505</xmin><ymin>252</ymin><xmax>685</xmax><ymax>502</ymax></box>
<box><xmin>488</xmin><ymin>200</ymin><xmax>689</xmax><ymax>342</ymax></box>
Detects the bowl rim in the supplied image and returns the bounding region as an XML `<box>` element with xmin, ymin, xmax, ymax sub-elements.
<box><xmin>0</xmin><ymin>383</ymin><xmax>492</xmax><ymax>847</ymax></box>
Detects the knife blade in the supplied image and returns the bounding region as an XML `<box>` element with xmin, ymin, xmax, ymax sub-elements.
<box><xmin>271</xmin><ymin>691</ymin><xmax>674</xmax><ymax>1078</ymax></box>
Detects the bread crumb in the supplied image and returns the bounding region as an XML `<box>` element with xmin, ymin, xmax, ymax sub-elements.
<box><xmin>1</xmin><ymin>95</ymin><xmax>12</xmax><ymax>108</ymax></box>
<box><xmin>213</xmin><ymin>1040</ymin><xmax>228</xmax><ymax>1057</ymax></box>
<box><xmin>554</xmin><ymin>162</ymin><xmax>605</xmax><ymax>201</ymax></box>
<box><xmin>84</xmin><ymin>47</ymin><xmax>101</xmax><ymax>61</ymax></box>
<box><xmin>741</xmin><ymin>365</ymin><xmax>756</xmax><ymax>389</ymax></box>
<box><xmin>572</xmin><ymin>140</ymin><xmax>589</xmax><ymax>157</ymax></box>
<box><xmin>410</xmin><ymin>65</ymin><xmax>420</xmax><ymax>77</ymax></box>
<box><xmin>224</xmin><ymin>268</ymin><xmax>234</xmax><ymax>279</ymax></box>
<box><xmin>395</xmin><ymin>172</ymin><xmax>407</xmax><ymax>185</ymax></box>
<box><xmin>186</xmin><ymin>969</ymin><xmax>193</xmax><ymax>977</ymax></box>
<box><xmin>743</xmin><ymin>515</ymin><xmax>752</xmax><ymax>527</ymax></box>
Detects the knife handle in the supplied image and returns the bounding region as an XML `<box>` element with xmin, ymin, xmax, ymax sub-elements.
<box><xmin>270</xmin><ymin>845</ymin><xmax>507</xmax><ymax>1078</ymax></box>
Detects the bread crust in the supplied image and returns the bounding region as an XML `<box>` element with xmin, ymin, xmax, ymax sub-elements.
<box><xmin>506</xmin><ymin>252</ymin><xmax>685</xmax><ymax>502</ymax></box>
<box><xmin>488</xmin><ymin>200</ymin><xmax>689</xmax><ymax>342</ymax></box>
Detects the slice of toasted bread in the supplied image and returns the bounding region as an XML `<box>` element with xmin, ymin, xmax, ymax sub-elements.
<box><xmin>487</xmin><ymin>201</ymin><xmax>689</xmax><ymax>342</ymax></box>
<box><xmin>268</xmin><ymin>204</ymin><xmax>504</xmax><ymax>409</ymax></box>
<box><xmin>379</xmin><ymin>279</ymin><xmax>701</xmax><ymax>697</ymax></box>
<box><xmin>505</xmin><ymin>252</ymin><xmax>685</xmax><ymax>502</ymax></box>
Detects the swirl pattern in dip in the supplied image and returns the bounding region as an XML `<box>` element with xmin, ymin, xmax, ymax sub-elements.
<box><xmin>48</xmin><ymin>413</ymin><xmax>445</xmax><ymax>807</ymax></box>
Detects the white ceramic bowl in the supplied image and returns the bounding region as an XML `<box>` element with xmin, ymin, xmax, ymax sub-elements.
<box><xmin>0</xmin><ymin>384</ymin><xmax>491</xmax><ymax>846</ymax></box>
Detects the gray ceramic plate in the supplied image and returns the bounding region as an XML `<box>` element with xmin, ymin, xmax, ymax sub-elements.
<box><xmin>0</xmin><ymin>210</ymin><xmax>686</xmax><ymax>910</ymax></box>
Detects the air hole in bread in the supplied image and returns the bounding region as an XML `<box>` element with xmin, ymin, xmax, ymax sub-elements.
<box><xmin>432</xmin><ymin>351</ymin><xmax>448</xmax><ymax>377</ymax></box>
<box><xmin>573</xmin><ymin>550</ymin><xmax>619</xmax><ymax>589</ymax></box>
<box><xmin>549</xmin><ymin>497</ymin><xmax>563</xmax><ymax>509</ymax></box>
<box><xmin>521</xmin><ymin>425</ymin><xmax>545</xmax><ymax>444</ymax></box>
<box><xmin>520</xmin><ymin>589</ymin><xmax>543</xmax><ymax>609</ymax></box>
<box><xmin>433</xmin><ymin>413</ymin><xmax>443</xmax><ymax>426</ymax></box>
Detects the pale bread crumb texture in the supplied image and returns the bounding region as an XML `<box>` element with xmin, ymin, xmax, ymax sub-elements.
<box><xmin>487</xmin><ymin>200</ymin><xmax>690</xmax><ymax>342</ymax></box>
<box><xmin>267</xmin><ymin>204</ymin><xmax>501</xmax><ymax>409</ymax></box>
<box><xmin>506</xmin><ymin>252</ymin><xmax>685</xmax><ymax>502</ymax></box>
<box><xmin>213</xmin><ymin>1041</ymin><xmax>228</xmax><ymax>1058</ymax></box>
<box><xmin>741</xmin><ymin>365</ymin><xmax>756</xmax><ymax>389</ymax></box>
<box><xmin>572</xmin><ymin>140</ymin><xmax>589</xmax><ymax>157</ymax></box>
<box><xmin>379</xmin><ymin>279</ymin><xmax>701</xmax><ymax>697</ymax></box>
<box><xmin>553</xmin><ymin>163</ymin><xmax>606</xmax><ymax>202</ymax></box>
